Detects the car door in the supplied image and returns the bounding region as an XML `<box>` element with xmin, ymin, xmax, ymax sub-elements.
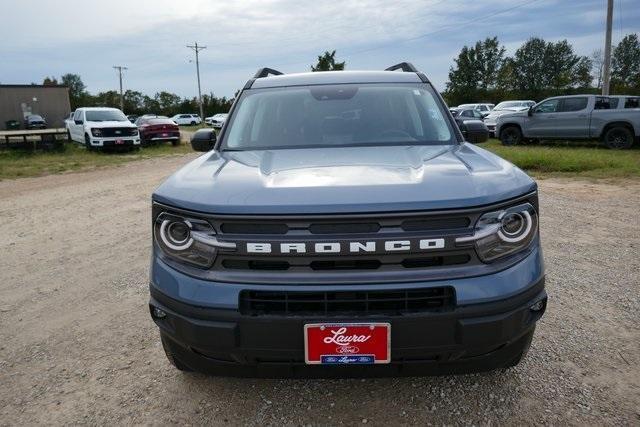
<box><xmin>526</xmin><ymin>98</ymin><xmax>561</xmax><ymax>137</ymax></box>
<box><xmin>553</xmin><ymin>96</ymin><xmax>590</xmax><ymax>138</ymax></box>
<box><xmin>70</xmin><ymin>110</ymin><xmax>84</xmax><ymax>141</ymax></box>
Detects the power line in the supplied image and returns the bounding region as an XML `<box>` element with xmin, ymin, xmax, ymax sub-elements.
<box><xmin>187</xmin><ymin>42</ymin><xmax>207</xmax><ymax>119</ymax></box>
<box><xmin>113</xmin><ymin>65</ymin><xmax>128</xmax><ymax>111</ymax></box>
<box><xmin>602</xmin><ymin>0</ymin><xmax>613</xmax><ymax>95</ymax></box>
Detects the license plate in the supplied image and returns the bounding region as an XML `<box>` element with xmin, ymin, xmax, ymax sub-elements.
<box><xmin>304</xmin><ymin>323</ymin><xmax>390</xmax><ymax>365</ymax></box>
<box><xmin>162</xmin><ymin>133</ymin><xmax>169</xmax><ymax>137</ymax></box>
<box><xmin>115</xmin><ymin>139</ymin><xmax>124</xmax><ymax>145</ymax></box>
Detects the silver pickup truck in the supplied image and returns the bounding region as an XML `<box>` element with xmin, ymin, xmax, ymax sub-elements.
<box><xmin>496</xmin><ymin>95</ymin><xmax>640</xmax><ymax>149</ymax></box>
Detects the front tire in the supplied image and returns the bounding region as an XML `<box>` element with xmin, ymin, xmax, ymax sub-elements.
<box><xmin>190</xmin><ymin>121</ymin><xmax>196</xmax><ymax>126</ymax></box>
<box><xmin>500</xmin><ymin>126</ymin><xmax>522</xmax><ymax>146</ymax></box>
<box><xmin>603</xmin><ymin>126</ymin><xmax>633</xmax><ymax>149</ymax></box>
<box><xmin>84</xmin><ymin>134</ymin><xmax>94</xmax><ymax>151</ymax></box>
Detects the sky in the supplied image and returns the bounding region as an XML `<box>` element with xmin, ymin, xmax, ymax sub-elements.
<box><xmin>0</xmin><ymin>0</ymin><xmax>638</xmax><ymax>99</ymax></box>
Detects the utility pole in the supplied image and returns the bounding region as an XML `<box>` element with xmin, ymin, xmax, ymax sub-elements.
<box><xmin>113</xmin><ymin>65</ymin><xmax>128</xmax><ymax>111</ymax></box>
<box><xmin>602</xmin><ymin>0</ymin><xmax>613</xmax><ymax>95</ymax></box>
<box><xmin>187</xmin><ymin>42</ymin><xmax>206</xmax><ymax>120</ymax></box>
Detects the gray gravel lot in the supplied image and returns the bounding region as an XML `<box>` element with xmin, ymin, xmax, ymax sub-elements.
<box><xmin>0</xmin><ymin>155</ymin><xmax>638</xmax><ymax>426</ymax></box>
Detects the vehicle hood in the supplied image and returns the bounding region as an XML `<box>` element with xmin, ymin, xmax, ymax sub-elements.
<box><xmin>86</xmin><ymin>121</ymin><xmax>137</xmax><ymax>128</ymax></box>
<box><xmin>497</xmin><ymin>110</ymin><xmax>528</xmax><ymax>121</ymax></box>
<box><xmin>153</xmin><ymin>144</ymin><xmax>536</xmax><ymax>214</ymax></box>
<box><xmin>486</xmin><ymin>108</ymin><xmax>528</xmax><ymax>119</ymax></box>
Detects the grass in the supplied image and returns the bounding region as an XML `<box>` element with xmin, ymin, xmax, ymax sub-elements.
<box><xmin>1</xmin><ymin>137</ymin><xmax>639</xmax><ymax>181</ymax></box>
<box><xmin>178</xmin><ymin>124</ymin><xmax>211</xmax><ymax>132</ymax></box>
<box><xmin>0</xmin><ymin>141</ymin><xmax>193</xmax><ymax>180</ymax></box>
<box><xmin>482</xmin><ymin>139</ymin><xmax>640</xmax><ymax>178</ymax></box>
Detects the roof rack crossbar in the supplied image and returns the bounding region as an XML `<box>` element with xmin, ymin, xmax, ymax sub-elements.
<box><xmin>253</xmin><ymin>68</ymin><xmax>284</xmax><ymax>78</ymax></box>
<box><xmin>385</xmin><ymin>62</ymin><xmax>419</xmax><ymax>73</ymax></box>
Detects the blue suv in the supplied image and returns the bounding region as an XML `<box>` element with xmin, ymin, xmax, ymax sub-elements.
<box><xmin>149</xmin><ymin>63</ymin><xmax>546</xmax><ymax>377</ymax></box>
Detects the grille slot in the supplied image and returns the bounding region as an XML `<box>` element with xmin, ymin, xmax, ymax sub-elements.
<box><xmin>401</xmin><ymin>217</ymin><xmax>470</xmax><ymax>231</ymax></box>
<box><xmin>402</xmin><ymin>254</ymin><xmax>470</xmax><ymax>268</ymax></box>
<box><xmin>220</xmin><ymin>254</ymin><xmax>472</xmax><ymax>271</ymax></box>
<box><xmin>221</xmin><ymin>223</ymin><xmax>288</xmax><ymax>234</ymax></box>
<box><xmin>240</xmin><ymin>287</ymin><xmax>455</xmax><ymax>316</ymax></box>
<box><xmin>309</xmin><ymin>223</ymin><xmax>380</xmax><ymax>234</ymax></box>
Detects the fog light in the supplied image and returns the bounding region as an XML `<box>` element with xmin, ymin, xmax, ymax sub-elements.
<box><xmin>530</xmin><ymin>300</ymin><xmax>545</xmax><ymax>312</ymax></box>
<box><xmin>152</xmin><ymin>307</ymin><xmax>167</xmax><ymax>319</ymax></box>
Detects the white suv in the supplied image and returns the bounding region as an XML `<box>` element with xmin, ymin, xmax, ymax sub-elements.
<box><xmin>171</xmin><ymin>114</ymin><xmax>202</xmax><ymax>126</ymax></box>
<box><xmin>67</xmin><ymin>107</ymin><xmax>140</xmax><ymax>150</ymax></box>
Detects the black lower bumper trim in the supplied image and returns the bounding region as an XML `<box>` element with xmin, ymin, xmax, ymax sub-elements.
<box><xmin>149</xmin><ymin>279</ymin><xmax>546</xmax><ymax>377</ymax></box>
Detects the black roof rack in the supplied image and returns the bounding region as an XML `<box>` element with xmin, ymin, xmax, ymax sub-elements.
<box><xmin>385</xmin><ymin>62</ymin><xmax>419</xmax><ymax>73</ymax></box>
<box><xmin>253</xmin><ymin>68</ymin><xmax>284</xmax><ymax>78</ymax></box>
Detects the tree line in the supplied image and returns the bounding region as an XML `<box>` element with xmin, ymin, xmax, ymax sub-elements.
<box><xmin>38</xmin><ymin>51</ymin><xmax>345</xmax><ymax>116</ymax></box>
<box><xmin>444</xmin><ymin>34</ymin><xmax>640</xmax><ymax>106</ymax></box>
<box><xmin>42</xmin><ymin>74</ymin><xmax>234</xmax><ymax>117</ymax></box>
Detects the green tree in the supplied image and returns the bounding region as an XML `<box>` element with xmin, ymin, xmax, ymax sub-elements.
<box><xmin>155</xmin><ymin>91</ymin><xmax>182</xmax><ymax>116</ymax></box>
<box><xmin>60</xmin><ymin>73</ymin><xmax>88</xmax><ymax>109</ymax></box>
<box><xmin>476</xmin><ymin>37</ymin><xmax>506</xmax><ymax>91</ymax></box>
<box><xmin>92</xmin><ymin>90</ymin><xmax>120</xmax><ymax>108</ymax></box>
<box><xmin>543</xmin><ymin>40</ymin><xmax>591</xmax><ymax>91</ymax></box>
<box><xmin>311</xmin><ymin>50</ymin><xmax>345</xmax><ymax>71</ymax></box>
<box><xmin>611</xmin><ymin>33</ymin><xmax>640</xmax><ymax>93</ymax></box>
<box><xmin>123</xmin><ymin>90</ymin><xmax>145</xmax><ymax>114</ymax></box>
<box><xmin>42</xmin><ymin>76</ymin><xmax>58</xmax><ymax>86</ymax></box>
<box><xmin>445</xmin><ymin>37</ymin><xmax>505</xmax><ymax>105</ymax></box>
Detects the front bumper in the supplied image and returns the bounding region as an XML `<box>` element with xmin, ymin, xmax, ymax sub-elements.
<box><xmin>91</xmin><ymin>137</ymin><xmax>140</xmax><ymax>147</ymax></box>
<box><xmin>149</xmin><ymin>247</ymin><xmax>546</xmax><ymax>377</ymax></box>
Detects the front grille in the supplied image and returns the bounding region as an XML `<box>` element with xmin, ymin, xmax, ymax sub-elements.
<box><xmin>100</xmin><ymin>127</ymin><xmax>137</xmax><ymax>137</ymax></box>
<box><xmin>212</xmin><ymin>211</ymin><xmax>480</xmax><ymax>276</ymax></box>
<box><xmin>239</xmin><ymin>287</ymin><xmax>455</xmax><ymax>316</ymax></box>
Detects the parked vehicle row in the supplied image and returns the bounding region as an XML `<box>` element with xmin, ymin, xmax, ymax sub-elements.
<box><xmin>496</xmin><ymin>95</ymin><xmax>640</xmax><ymax>149</ymax></box>
<box><xmin>484</xmin><ymin>101</ymin><xmax>536</xmax><ymax>136</ymax></box>
<box><xmin>204</xmin><ymin>113</ymin><xmax>228</xmax><ymax>129</ymax></box>
<box><xmin>136</xmin><ymin>116</ymin><xmax>180</xmax><ymax>146</ymax></box>
<box><xmin>171</xmin><ymin>114</ymin><xmax>202</xmax><ymax>126</ymax></box>
<box><xmin>66</xmin><ymin>107</ymin><xmax>140</xmax><ymax>150</ymax></box>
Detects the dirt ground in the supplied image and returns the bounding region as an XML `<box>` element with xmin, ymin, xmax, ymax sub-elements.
<box><xmin>0</xmin><ymin>155</ymin><xmax>638</xmax><ymax>426</ymax></box>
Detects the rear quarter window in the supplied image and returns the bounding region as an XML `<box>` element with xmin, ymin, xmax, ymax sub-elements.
<box><xmin>624</xmin><ymin>98</ymin><xmax>640</xmax><ymax>109</ymax></box>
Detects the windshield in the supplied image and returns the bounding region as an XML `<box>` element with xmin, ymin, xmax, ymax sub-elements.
<box><xmin>222</xmin><ymin>84</ymin><xmax>455</xmax><ymax>150</ymax></box>
<box><xmin>86</xmin><ymin>110</ymin><xmax>128</xmax><ymax>122</ymax></box>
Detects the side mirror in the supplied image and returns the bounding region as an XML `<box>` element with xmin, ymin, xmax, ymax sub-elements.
<box><xmin>74</xmin><ymin>119</ymin><xmax>83</xmax><ymax>125</ymax></box>
<box><xmin>528</xmin><ymin>106</ymin><xmax>534</xmax><ymax>116</ymax></box>
<box><xmin>459</xmin><ymin>121</ymin><xmax>489</xmax><ymax>144</ymax></box>
<box><xmin>190</xmin><ymin>128</ymin><xmax>217</xmax><ymax>152</ymax></box>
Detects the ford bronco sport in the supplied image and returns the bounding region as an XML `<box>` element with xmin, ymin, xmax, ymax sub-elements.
<box><xmin>149</xmin><ymin>63</ymin><xmax>546</xmax><ymax>377</ymax></box>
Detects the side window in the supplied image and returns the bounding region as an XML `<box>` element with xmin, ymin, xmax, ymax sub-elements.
<box><xmin>534</xmin><ymin>99</ymin><xmax>560</xmax><ymax>113</ymax></box>
<box><xmin>461</xmin><ymin>110</ymin><xmax>472</xmax><ymax>117</ymax></box>
<box><xmin>473</xmin><ymin>110</ymin><xmax>483</xmax><ymax>119</ymax></box>
<box><xmin>624</xmin><ymin>98</ymin><xmax>640</xmax><ymax>109</ymax></box>
<box><xmin>73</xmin><ymin>110</ymin><xmax>82</xmax><ymax>121</ymax></box>
<box><xmin>560</xmin><ymin>97</ymin><xmax>588</xmax><ymax>112</ymax></box>
<box><xmin>594</xmin><ymin>97</ymin><xmax>613</xmax><ymax>110</ymax></box>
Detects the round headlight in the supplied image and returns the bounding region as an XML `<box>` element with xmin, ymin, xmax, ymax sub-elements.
<box><xmin>159</xmin><ymin>219</ymin><xmax>193</xmax><ymax>251</ymax></box>
<box><xmin>498</xmin><ymin>211</ymin><xmax>532</xmax><ymax>243</ymax></box>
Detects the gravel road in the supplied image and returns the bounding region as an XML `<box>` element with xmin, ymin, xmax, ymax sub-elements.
<box><xmin>0</xmin><ymin>155</ymin><xmax>638</xmax><ymax>426</ymax></box>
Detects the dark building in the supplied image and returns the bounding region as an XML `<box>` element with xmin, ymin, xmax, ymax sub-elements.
<box><xmin>0</xmin><ymin>85</ymin><xmax>71</xmax><ymax>129</ymax></box>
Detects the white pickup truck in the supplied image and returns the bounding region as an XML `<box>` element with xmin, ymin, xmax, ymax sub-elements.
<box><xmin>496</xmin><ymin>95</ymin><xmax>640</xmax><ymax>149</ymax></box>
<box><xmin>67</xmin><ymin>107</ymin><xmax>140</xmax><ymax>150</ymax></box>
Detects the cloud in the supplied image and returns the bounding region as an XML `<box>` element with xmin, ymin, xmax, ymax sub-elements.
<box><xmin>0</xmin><ymin>0</ymin><xmax>637</xmax><ymax>98</ymax></box>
